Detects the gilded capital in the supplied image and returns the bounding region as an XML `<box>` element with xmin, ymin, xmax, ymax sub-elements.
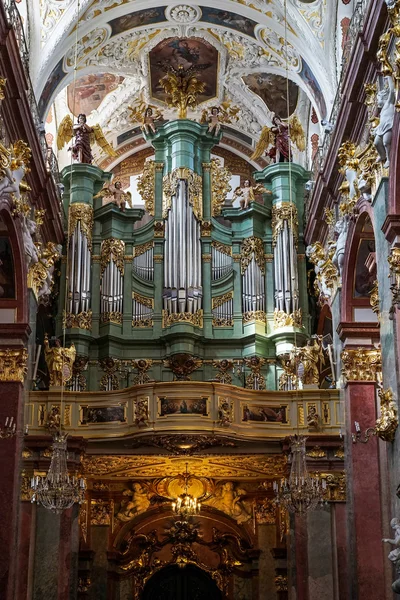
<box><xmin>341</xmin><ymin>347</ymin><xmax>382</xmax><ymax>382</ymax></box>
<box><xmin>0</xmin><ymin>348</ymin><xmax>27</xmax><ymax>383</ymax></box>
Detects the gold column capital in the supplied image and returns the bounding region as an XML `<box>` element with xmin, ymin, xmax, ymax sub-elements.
<box><xmin>341</xmin><ymin>347</ymin><xmax>382</xmax><ymax>382</ymax></box>
<box><xmin>0</xmin><ymin>347</ymin><xmax>27</xmax><ymax>383</ymax></box>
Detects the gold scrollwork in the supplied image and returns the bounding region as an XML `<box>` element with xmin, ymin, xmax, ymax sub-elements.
<box><xmin>212</xmin><ymin>240</ymin><xmax>232</xmax><ymax>256</ymax></box>
<box><xmin>388</xmin><ymin>247</ymin><xmax>400</xmax><ymax>308</ymax></box>
<box><xmin>375</xmin><ymin>387</ymin><xmax>398</xmax><ymax>442</ymax></box>
<box><xmin>341</xmin><ymin>347</ymin><xmax>382</xmax><ymax>382</ymax></box>
<box><xmin>163</xmin><ymin>167</ymin><xmax>203</xmax><ymax>221</ymax></box>
<box><xmin>154</xmin><ymin>221</ymin><xmax>165</xmax><ymax>237</ymax></box>
<box><xmin>0</xmin><ymin>348</ymin><xmax>27</xmax><ymax>383</ymax></box>
<box><xmin>100</xmin><ymin>238</ymin><xmax>125</xmax><ymax>275</ymax></box>
<box><xmin>200</xmin><ymin>221</ymin><xmax>211</xmax><ymax>237</ymax></box>
<box><xmin>210</xmin><ymin>158</ymin><xmax>232</xmax><ymax>217</ymax></box>
<box><xmin>240</xmin><ymin>237</ymin><xmax>265</xmax><ymax>274</ymax></box>
<box><xmin>27</xmin><ymin>241</ymin><xmax>61</xmax><ymax>299</ymax></box>
<box><xmin>68</xmin><ymin>204</ymin><xmax>94</xmax><ymax>251</ymax></box>
<box><xmin>63</xmin><ymin>310</ymin><xmax>93</xmax><ymax>331</ymax></box>
<box><xmin>212</xmin><ymin>291</ymin><xmax>233</xmax><ymax>309</ymax></box>
<box><xmin>243</xmin><ymin>310</ymin><xmax>266</xmax><ymax>324</ymax></box>
<box><xmin>274</xmin><ymin>308</ymin><xmax>302</xmax><ymax>329</ymax></box>
<box><xmin>271</xmin><ymin>203</ymin><xmax>298</xmax><ymax>247</ymax></box>
<box><xmin>100</xmin><ymin>311</ymin><xmax>123</xmax><ymax>325</ymax></box>
<box><xmin>132</xmin><ymin>318</ymin><xmax>153</xmax><ymax>328</ymax></box>
<box><xmin>134</xmin><ymin>241</ymin><xmax>153</xmax><ymax>258</ymax></box>
<box><xmin>369</xmin><ymin>280</ymin><xmax>380</xmax><ymax>316</ymax></box>
<box><xmin>132</xmin><ymin>292</ymin><xmax>154</xmax><ymax>308</ymax></box>
<box><xmin>0</xmin><ymin>77</ymin><xmax>6</xmax><ymax>101</ymax></box>
<box><xmin>162</xmin><ymin>309</ymin><xmax>203</xmax><ymax>328</ymax></box>
<box><xmin>137</xmin><ymin>160</ymin><xmax>161</xmax><ymax>216</ymax></box>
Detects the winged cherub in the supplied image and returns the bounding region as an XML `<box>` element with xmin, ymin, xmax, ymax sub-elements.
<box><xmin>94</xmin><ymin>180</ymin><xmax>132</xmax><ymax>211</ymax></box>
<box><xmin>128</xmin><ymin>101</ymin><xmax>164</xmax><ymax>135</ymax></box>
<box><xmin>57</xmin><ymin>113</ymin><xmax>117</xmax><ymax>164</ymax></box>
<box><xmin>251</xmin><ymin>114</ymin><xmax>306</xmax><ymax>162</ymax></box>
<box><xmin>201</xmin><ymin>101</ymin><xmax>240</xmax><ymax>135</ymax></box>
<box><xmin>232</xmin><ymin>179</ymin><xmax>271</xmax><ymax>210</ymax></box>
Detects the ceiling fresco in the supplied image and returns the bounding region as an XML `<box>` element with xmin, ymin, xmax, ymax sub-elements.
<box><xmin>67</xmin><ymin>73</ymin><xmax>124</xmax><ymax>117</ymax></box>
<box><xmin>242</xmin><ymin>73</ymin><xmax>299</xmax><ymax>118</ymax></box>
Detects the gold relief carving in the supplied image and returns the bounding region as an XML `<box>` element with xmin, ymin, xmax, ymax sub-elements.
<box><xmin>243</xmin><ymin>310</ymin><xmax>266</xmax><ymax>324</ymax></box>
<box><xmin>124</xmin><ymin>255</ymin><xmax>133</xmax><ymax>262</ymax></box>
<box><xmin>22</xmin><ymin>447</ymin><xmax>32</xmax><ymax>458</ymax></box>
<box><xmin>275</xmin><ymin>576</ymin><xmax>288</xmax><ymax>592</ymax></box>
<box><xmin>204</xmin><ymin>481</ymin><xmax>253</xmax><ymax>523</ymax></box>
<box><xmin>334</xmin><ymin>446</ymin><xmax>345</xmax><ymax>459</ymax></box>
<box><xmin>306</xmin><ymin>446</ymin><xmax>326</xmax><ymax>459</ymax></box>
<box><xmin>388</xmin><ymin>247</ymin><xmax>400</xmax><ymax>308</ymax></box>
<box><xmin>27</xmin><ymin>241</ymin><xmax>61</xmax><ymax>299</ymax></box>
<box><xmin>79</xmin><ymin>502</ymin><xmax>88</xmax><ymax>543</ymax></box>
<box><xmin>255</xmin><ymin>498</ymin><xmax>276</xmax><ymax>524</ymax></box>
<box><xmin>77</xmin><ymin>576</ymin><xmax>91</xmax><ymax>593</ymax></box>
<box><xmin>137</xmin><ymin>161</ymin><xmax>157</xmax><ymax>216</ymax></box>
<box><xmin>240</xmin><ymin>237</ymin><xmax>265</xmax><ymax>274</ymax></box>
<box><xmin>133</xmin><ymin>396</ymin><xmax>150</xmax><ymax>425</ymax></box>
<box><xmin>322</xmin><ymin>402</ymin><xmax>330</xmax><ymax>425</ymax></box>
<box><xmin>213</xmin><ymin>360</ymin><xmax>233</xmax><ymax>385</ymax></box>
<box><xmin>68</xmin><ymin>203</ymin><xmax>94</xmax><ymax>251</ymax></box>
<box><xmin>319</xmin><ymin>472</ymin><xmax>346</xmax><ymax>502</ymax></box>
<box><xmin>82</xmin><ymin>454</ymin><xmax>287</xmax><ymax>479</ymax></box>
<box><xmin>202</xmin><ymin>253</ymin><xmax>211</xmax><ymax>262</ymax></box>
<box><xmin>116</xmin><ymin>482</ymin><xmax>151</xmax><ymax>521</ymax></box>
<box><xmin>369</xmin><ymin>280</ymin><xmax>380</xmax><ymax>316</ymax></box>
<box><xmin>20</xmin><ymin>471</ymin><xmax>31</xmax><ymax>501</ymax></box>
<box><xmin>212</xmin><ymin>318</ymin><xmax>233</xmax><ymax>327</ymax></box>
<box><xmin>91</xmin><ymin>499</ymin><xmax>112</xmax><ymax>526</ymax></box>
<box><xmin>99</xmin><ymin>358</ymin><xmax>120</xmax><ymax>391</ymax></box>
<box><xmin>162</xmin><ymin>309</ymin><xmax>203</xmax><ymax>328</ymax></box>
<box><xmin>341</xmin><ymin>347</ymin><xmax>382</xmax><ymax>382</ymax></box>
<box><xmin>154</xmin><ymin>221</ymin><xmax>165</xmax><ymax>237</ymax></box>
<box><xmin>160</xmin><ymin>68</ymin><xmax>206</xmax><ymax>119</ymax></box>
<box><xmin>132</xmin><ymin>361</ymin><xmax>152</xmax><ymax>386</ymax></box>
<box><xmin>163</xmin><ymin>167</ymin><xmax>203</xmax><ymax>221</ymax></box>
<box><xmin>212</xmin><ymin>241</ymin><xmax>232</xmax><ymax>256</ymax></box>
<box><xmin>307</xmin><ymin>241</ymin><xmax>339</xmax><ymax>293</ymax></box>
<box><xmin>63</xmin><ymin>310</ymin><xmax>92</xmax><ymax>331</ymax></box>
<box><xmin>100</xmin><ymin>238</ymin><xmax>125</xmax><ymax>275</ymax></box>
<box><xmin>210</xmin><ymin>158</ymin><xmax>232</xmax><ymax>217</ymax></box>
<box><xmin>232</xmin><ymin>253</ymin><xmax>241</xmax><ymax>262</ymax></box>
<box><xmin>132</xmin><ymin>318</ymin><xmax>153</xmax><ymax>328</ymax></box>
<box><xmin>218</xmin><ymin>397</ymin><xmax>233</xmax><ymax>426</ymax></box>
<box><xmin>0</xmin><ymin>77</ymin><xmax>6</xmax><ymax>101</ymax></box>
<box><xmin>298</xmin><ymin>405</ymin><xmax>305</xmax><ymax>425</ymax></box>
<box><xmin>271</xmin><ymin>203</ymin><xmax>298</xmax><ymax>247</ymax></box>
<box><xmin>134</xmin><ymin>241</ymin><xmax>153</xmax><ymax>257</ymax></box>
<box><xmin>64</xmin><ymin>405</ymin><xmax>71</xmax><ymax>427</ymax></box>
<box><xmin>153</xmin><ymin>254</ymin><xmax>163</xmax><ymax>263</ymax></box>
<box><xmin>244</xmin><ymin>356</ymin><xmax>266</xmax><ymax>390</ymax></box>
<box><xmin>274</xmin><ymin>308</ymin><xmax>302</xmax><ymax>329</ymax></box>
<box><xmin>0</xmin><ymin>347</ymin><xmax>27</xmax><ymax>383</ymax></box>
<box><xmin>278</xmin><ymin>372</ymin><xmax>299</xmax><ymax>390</ymax></box>
<box><xmin>212</xmin><ymin>291</ymin><xmax>233</xmax><ymax>310</ymax></box>
<box><xmin>91</xmin><ymin>255</ymin><xmax>100</xmax><ymax>263</ymax></box>
<box><xmin>132</xmin><ymin>293</ymin><xmax>154</xmax><ymax>308</ymax></box>
<box><xmin>307</xmin><ymin>404</ymin><xmax>319</xmax><ymax>430</ymax></box>
<box><xmin>100</xmin><ymin>311</ymin><xmax>123</xmax><ymax>325</ymax></box>
<box><xmin>288</xmin><ymin>338</ymin><xmax>324</xmax><ymax>386</ymax></box>
<box><xmin>200</xmin><ymin>221</ymin><xmax>211</xmax><ymax>236</ymax></box>
<box><xmin>202</xmin><ymin>162</ymin><xmax>212</xmax><ymax>172</ymax></box>
<box><xmin>163</xmin><ymin>353</ymin><xmax>202</xmax><ymax>381</ymax></box>
<box><xmin>375</xmin><ymin>388</ymin><xmax>398</xmax><ymax>442</ymax></box>
<box><xmin>265</xmin><ymin>253</ymin><xmax>274</xmax><ymax>262</ymax></box>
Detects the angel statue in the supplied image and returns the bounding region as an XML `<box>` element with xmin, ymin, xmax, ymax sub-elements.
<box><xmin>251</xmin><ymin>114</ymin><xmax>306</xmax><ymax>162</ymax></box>
<box><xmin>57</xmin><ymin>113</ymin><xmax>117</xmax><ymax>164</ymax></box>
<box><xmin>232</xmin><ymin>179</ymin><xmax>271</xmax><ymax>210</ymax></box>
<box><xmin>94</xmin><ymin>180</ymin><xmax>132</xmax><ymax>211</ymax></box>
<box><xmin>372</xmin><ymin>76</ymin><xmax>395</xmax><ymax>168</ymax></box>
<box><xmin>201</xmin><ymin>101</ymin><xmax>240</xmax><ymax>136</ymax></box>
<box><xmin>128</xmin><ymin>102</ymin><xmax>163</xmax><ymax>135</ymax></box>
<box><xmin>44</xmin><ymin>333</ymin><xmax>76</xmax><ymax>387</ymax></box>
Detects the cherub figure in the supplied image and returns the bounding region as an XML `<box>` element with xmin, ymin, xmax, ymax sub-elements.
<box><xmin>94</xmin><ymin>180</ymin><xmax>132</xmax><ymax>211</ymax></box>
<box><xmin>373</xmin><ymin>76</ymin><xmax>395</xmax><ymax>168</ymax></box>
<box><xmin>57</xmin><ymin>113</ymin><xmax>117</xmax><ymax>164</ymax></box>
<box><xmin>307</xmin><ymin>405</ymin><xmax>319</xmax><ymax>429</ymax></box>
<box><xmin>116</xmin><ymin>483</ymin><xmax>150</xmax><ymax>521</ymax></box>
<box><xmin>201</xmin><ymin>101</ymin><xmax>240</xmax><ymax>136</ymax></box>
<box><xmin>383</xmin><ymin>518</ymin><xmax>400</xmax><ymax>565</ymax></box>
<box><xmin>128</xmin><ymin>101</ymin><xmax>163</xmax><ymax>135</ymax></box>
<box><xmin>251</xmin><ymin>114</ymin><xmax>305</xmax><ymax>162</ymax></box>
<box><xmin>232</xmin><ymin>179</ymin><xmax>270</xmax><ymax>210</ymax></box>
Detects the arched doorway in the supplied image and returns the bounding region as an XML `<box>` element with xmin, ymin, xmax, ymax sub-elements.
<box><xmin>141</xmin><ymin>564</ymin><xmax>222</xmax><ymax>600</ymax></box>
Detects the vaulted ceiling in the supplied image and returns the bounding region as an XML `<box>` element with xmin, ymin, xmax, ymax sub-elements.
<box><xmin>25</xmin><ymin>0</ymin><xmax>353</xmax><ymax>169</ymax></box>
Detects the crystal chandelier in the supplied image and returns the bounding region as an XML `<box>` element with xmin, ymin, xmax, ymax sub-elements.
<box><xmin>31</xmin><ymin>431</ymin><xmax>86</xmax><ymax>513</ymax></box>
<box><xmin>171</xmin><ymin>463</ymin><xmax>201</xmax><ymax>518</ymax></box>
<box><xmin>0</xmin><ymin>416</ymin><xmax>17</xmax><ymax>438</ymax></box>
<box><xmin>273</xmin><ymin>435</ymin><xmax>326</xmax><ymax>514</ymax></box>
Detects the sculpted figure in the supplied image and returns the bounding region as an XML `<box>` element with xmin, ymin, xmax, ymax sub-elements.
<box><xmin>307</xmin><ymin>405</ymin><xmax>319</xmax><ymax>429</ymax></box>
<box><xmin>57</xmin><ymin>113</ymin><xmax>116</xmax><ymax>164</ymax></box>
<box><xmin>21</xmin><ymin>216</ymin><xmax>39</xmax><ymax>270</ymax></box>
<box><xmin>373</xmin><ymin>76</ymin><xmax>395</xmax><ymax>168</ymax></box>
<box><xmin>206</xmin><ymin>482</ymin><xmax>252</xmax><ymax>524</ymax></box>
<box><xmin>205</xmin><ymin>106</ymin><xmax>222</xmax><ymax>135</ymax></box>
<box><xmin>37</xmin><ymin>242</ymin><xmax>62</xmax><ymax>301</ymax></box>
<box><xmin>331</xmin><ymin>215</ymin><xmax>350</xmax><ymax>278</ymax></box>
<box><xmin>71</xmin><ymin>114</ymin><xmax>93</xmax><ymax>164</ymax></box>
<box><xmin>218</xmin><ymin>399</ymin><xmax>232</xmax><ymax>426</ymax></box>
<box><xmin>46</xmin><ymin>406</ymin><xmax>61</xmax><ymax>431</ymax></box>
<box><xmin>383</xmin><ymin>518</ymin><xmax>400</xmax><ymax>592</ymax></box>
<box><xmin>232</xmin><ymin>179</ymin><xmax>269</xmax><ymax>210</ymax></box>
<box><xmin>291</xmin><ymin>337</ymin><xmax>324</xmax><ymax>386</ymax></box>
<box><xmin>134</xmin><ymin>399</ymin><xmax>149</xmax><ymax>427</ymax></box>
<box><xmin>94</xmin><ymin>180</ymin><xmax>132</xmax><ymax>211</ymax></box>
<box><xmin>117</xmin><ymin>483</ymin><xmax>150</xmax><ymax>521</ymax></box>
<box><xmin>44</xmin><ymin>334</ymin><xmax>76</xmax><ymax>387</ymax></box>
<box><xmin>142</xmin><ymin>107</ymin><xmax>162</xmax><ymax>135</ymax></box>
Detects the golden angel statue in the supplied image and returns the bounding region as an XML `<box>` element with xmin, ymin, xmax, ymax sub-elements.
<box><xmin>201</xmin><ymin>101</ymin><xmax>240</xmax><ymax>135</ymax></box>
<box><xmin>251</xmin><ymin>114</ymin><xmax>306</xmax><ymax>162</ymax></box>
<box><xmin>57</xmin><ymin>113</ymin><xmax>117</xmax><ymax>164</ymax></box>
<box><xmin>94</xmin><ymin>180</ymin><xmax>132</xmax><ymax>211</ymax></box>
<box><xmin>232</xmin><ymin>179</ymin><xmax>271</xmax><ymax>210</ymax></box>
<box><xmin>159</xmin><ymin>64</ymin><xmax>206</xmax><ymax>119</ymax></box>
<box><xmin>44</xmin><ymin>333</ymin><xmax>76</xmax><ymax>387</ymax></box>
<box><xmin>128</xmin><ymin>102</ymin><xmax>163</xmax><ymax>135</ymax></box>
<box><xmin>290</xmin><ymin>337</ymin><xmax>324</xmax><ymax>386</ymax></box>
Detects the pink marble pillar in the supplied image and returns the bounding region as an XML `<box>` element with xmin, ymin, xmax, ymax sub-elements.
<box><xmin>295</xmin><ymin>514</ymin><xmax>309</xmax><ymax>600</ymax></box>
<box><xmin>334</xmin><ymin>503</ymin><xmax>348</xmax><ymax>600</ymax></box>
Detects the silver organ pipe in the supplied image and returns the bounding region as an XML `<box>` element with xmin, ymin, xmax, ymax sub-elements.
<box><xmin>132</xmin><ymin>294</ymin><xmax>154</xmax><ymax>326</ymax></box>
<box><xmin>163</xmin><ymin>179</ymin><xmax>202</xmax><ymax>315</ymax></box>
<box><xmin>67</xmin><ymin>220</ymin><xmax>92</xmax><ymax>316</ymax></box>
<box><xmin>100</xmin><ymin>240</ymin><xmax>125</xmax><ymax>321</ymax></box>
<box><xmin>273</xmin><ymin>212</ymin><xmax>299</xmax><ymax>315</ymax></box>
<box><xmin>212</xmin><ymin>244</ymin><xmax>233</xmax><ymax>280</ymax></box>
<box><xmin>242</xmin><ymin>256</ymin><xmax>265</xmax><ymax>314</ymax></box>
<box><xmin>212</xmin><ymin>294</ymin><xmax>233</xmax><ymax>326</ymax></box>
<box><xmin>133</xmin><ymin>245</ymin><xmax>154</xmax><ymax>281</ymax></box>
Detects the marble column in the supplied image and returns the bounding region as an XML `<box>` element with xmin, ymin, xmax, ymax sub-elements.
<box><xmin>333</xmin><ymin>503</ymin><xmax>348</xmax><ymax>600</ymax></box>
<box><xmin>307</xmin><ymin>507</ymin><xmax>334</xmax><ymax>600</ymax></box>
<box><xmin>17</xmin><ymin>502</ymin><xmax>36</xmax><ymax>599</ymax></box>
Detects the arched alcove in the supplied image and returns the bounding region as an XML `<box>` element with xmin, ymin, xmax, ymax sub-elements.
<box><xmin>141</xmin><ymin>563</ymin><xmax>222</xmax><ymax>600</ymax></box>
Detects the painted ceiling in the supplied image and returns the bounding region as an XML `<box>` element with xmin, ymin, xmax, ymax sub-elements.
<box><xmin>27</xmin><ymin>0</ymin><xmax>352</xmax><ymax>169</ymax></box>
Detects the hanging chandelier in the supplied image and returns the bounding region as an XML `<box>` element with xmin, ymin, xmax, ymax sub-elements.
<box><xmin>31</xmin><ymin>431</ymin><xmax>86</xmax><ymax>513</ymax></box>
<box><xmin>171</xmin><ymin>463</ymin><xmax>201</xmax><ymax>518</ymax></box>
<box><xmin>273</xmin><ymin>435</ymin><xmax>326</xmax><ymax>514</ymax></box>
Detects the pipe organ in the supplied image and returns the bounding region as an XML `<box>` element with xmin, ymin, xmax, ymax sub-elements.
<box><xmin>212</xmin><ymin>242</ymin><xmax>233</xmax><ymax>280</ymax></box>
<box><xmin>132</xmin><ymin>293</ymin><xmax>154</xmax><ymax>327</ymax></box>
<box><xmin>163</xmin><ymin>170</ymin><xmax>203</xmax><ymax>316</ymax></box>
<box><xmin>241</xmin><ymin>237</ymin><xmax>266</xmax><ymax>321</ymax></box>
<box><xmin>272</xmin><ymin>203</ymin><xmax>300</xmax><ymax>318</ymax></box>
<box><xmin>100</xmin><ymin>239</ymin><xmax>124</xmax><ymax>324</ymax></box>
<box><xmin>212</xmin><ymin>292</ymin><xmax>233</xmax><ymax>327</ymax></box>
<box><xmin>133</xmin><ymin>242</ymin><xmax>154</xmax><ymax>282</ymax></box>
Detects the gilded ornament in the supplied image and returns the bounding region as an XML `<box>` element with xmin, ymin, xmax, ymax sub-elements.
<box><xmin>210</xmin><ymin>158</ymin><xmax>232</xmax><ymax>217</ymax></box>
<box><xmin>375</xmin><ymin>388</ymin><xmax>398</xmax><ymax>442</ymax></box>
<box><xmin>133</xmin><ymin>396</ymin><xmax>150</xmax><ymax>425</ymax></box>
<box><xmin>91</xmin><ymin>499</ymin><xmax>112</xmax><ymax>526</ymax></box>
<box><xmin>100</xmin><ymin>238</ymin><xmax>125</xmax><ymax>275</ymax></box>
<box><xmin>34</xmin><ymin>208</ymin><xmax>46</xmax><ymax>226</ymax></box>
<box><xmin>67</xmin><ymin>355</ymin><xmax>88</xmax><ymax>392</ymax></box>
<box><xmin>63</xmin><ymin>310</ymin><xmax>92</xmax><ymax>331</ymax></box>
<box><xmin>163</xmin><ymin>167</ymin><xmax>203</xmax><ymax>221</ymax></box>
<box><xmin>212</xmin><ymin>241</ymin><xmax>232</xmax><ymax>256</ymax></box>
<box><xmin>334</xmin><ymin>446</ymin><xmax>345</xmax><ymax>459</ymax></box>
<box><xmin>20</xmin><ymin>471</ymin><xmax>31</xmax><ymax>502</ymax></box>
<box><xmin>243</xmin><ymin>310</ymin><xmax>266</xmax><ymax>324</ymax></box>
<box><xmin>244</xmin><ymin>356</ymin><xmax>266</xmax><ymax>390</ymax></box>
<box><xmin>116</xmin><ymin>483</ymin><xmax>151</xmax><ymax>521</ymax></box>
<box><xmin>163</xmin><ymin>353</ymin><xmax>202</xmax><ymax>381</ymax></box>
<box><xmin>27</xmin><ymin>241</ymin><xmax>61</xmax><ymax>299</ymax></box>
<box><xmin>218</xmin><ymin>397</ymin><xmax>233</xmax><ymax>426</ymax></box>
<box><xmin>213</xmin><ymin>317</ymin><xmax>233</xmax><ymax>327</ymax></box>
<box><xmin>388</xmin><ymin>247</ymin><xmax>400</xmax><ymax>309</ymax></box>
<box><xmin>132</xmin><ymin>292</ymin><xmax>154</xmax><ymax>309</ymax></box>
<box><xmin>159</xmin><ymin>65</ymin><xmax>206</xmax><ymax>119</ymax></box>
<box><xmin>134</xmin><ymin>241</ymin><xmax>153</xmax><ymax>257</ymax></box>
<box><xmin>240</xmin><ymin>237</ymin><xmax>265</xmax><ymax>274</ymax></box>
<box><xmin>99</xmin><ymin>357</ymin><xmax>120</xmax><ymax>391</ymax></box>
<box><xmin>288</xmin><ymin>338</ymin><xmax>324</xmax><ymax>386</ymax></box>
<box><xmin>137</xmin><ymin>160</ymin><xmax>157</xmax><ymax>216</ymax></box>
<box><xmin>132</xmin><ymin>360</ymin><xmax>153</xmax><ymax>385</ymax></box>
<box><xmin>212</xmin><ymin>291</ymin><xmax>233</xmax><ymax>310</ymax></box>
<box><xmin>278</xmin><ymin>372</ymin><xmax>299</xmax><ymax>391</ymax></box>
<box><xmin>132</xmin><ymin>318</ymin><xmax>153</xmax><ymax>328</ymax></box>
<box><xmin>369</xmin><ymin>280</ymin><xmax>380</xmax><ymax>316</ymax></box>
<box><xmin>307</xmin><ymin>405</ymin><xmax>320</xmax><ymax>430</ymax></box>
<box><xmin>0</xmin><ymin>77</ymin><xmax>6</xmax><ymax>101</ymax></box>
<box><xmin>0</xmin><ymin>347</ymin><xmax>27</xmax><ymax>383</ymax></box>
<box><xmin>341</xmin><ymin>347</ymin><xmax>382</xmax><ymax>382</ymax></box>
<box><xmin>306</xmin><ymin>446</ymin><xmax>326</xmax><ymax>459</ymax></box>
<box><xmin>154</xmin><ymin>221</ymin><xmax>164</xmax><ymax>237</ymax></box>
<box><xmin>100</xmin><ymin>311</ymin><xmax>123</xmax><ymax>325</ymax></box>
<box><xmin>319</xmin><ymin>472</ymin><xmax>346</xmax><ymax>502</ymax></box>
<box><xmin>274</xmin><ymin>308</ymin><xmax>302</xmax><ymax>329</ymax></box>
<box><xmin>68</xmin><ymin>203</ymin><xmax>94</xmax><ymax>251</ymax></box>
<box><xmin>200</xmin><ymin>221</ymin><xmax>211</xmax><ymax>236</ymax></box>
<box><xmin>306</xmin><ymin>241</ymin><xmax>339</xmax><ymax>297</ymax></box>
<box><xmin>44</xmin><ymin>335</ymin><xmax>76</xmax><ymax>387</ymax></box>
<box><xmin>255</xmin><ymin>498</ymin><xmax>276</xmax><ymax>524</ymax></box>
<box><xmin>162</xmin><ymin>309</ymin><xmax>203</xmax><ymax>328</ymax></box>
<box><xmin>271</xmin><ymin>203</ymin><xmax>298</xmax><ymax>247</ymax></box>
<box><xmin>202</xmin><ymin>253</ymin><xmax>211</xmax><ymax>262</ymax></box>
<box><xmin>212</xmin><ymin>360</ymin><xmax>234</xmax><ymax>385</ymax></box>
<box><xmin>79</xmin><ymin>503</ymin><xmax>88</xmax><ymax>543</ymax></box>
<box><xmin>77</xmin><ymin>576</ymin><xmax>91</xmax><ymax>593</ymax></box>
<box><xmin>132</xmin><ymin>434</ymin><xmax>236</xmax><ymax>455</ymax></box>
<box><xmin>275</xmin><ymin>575</ymin><xmax>288</xmax><ymax>592</ymax></box>
<box><xmin>204</xmin><ymin>481</ymin><xmax>252</xmax><ymax>523</ymax></box>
